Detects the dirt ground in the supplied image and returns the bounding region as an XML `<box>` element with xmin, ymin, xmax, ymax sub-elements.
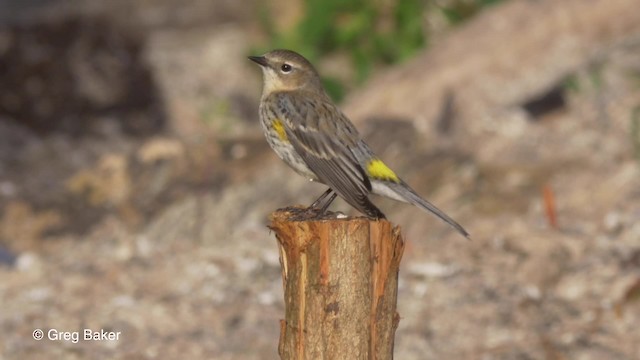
<box><xmin>1</xmin><ymin>0</ymin><xmax>639</xmax><ymax>359</ymax></box>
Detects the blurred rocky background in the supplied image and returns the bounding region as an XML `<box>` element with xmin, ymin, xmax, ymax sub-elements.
<box><xmin>1</xmin><ymin>0</ymin><xmax>639</xmax><ymax>358</ymax></box>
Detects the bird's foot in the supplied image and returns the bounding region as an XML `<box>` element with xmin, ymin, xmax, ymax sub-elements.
<box><xmin>278</xmin><ymin>205</ymin><xmax>341</xmax><ymax>221</ymax></box>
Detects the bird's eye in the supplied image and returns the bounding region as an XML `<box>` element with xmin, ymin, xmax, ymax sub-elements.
<box><xmin>281</xmin><ymin>63</ymin><xmax>292</xmax><ymax>73</ymax></box>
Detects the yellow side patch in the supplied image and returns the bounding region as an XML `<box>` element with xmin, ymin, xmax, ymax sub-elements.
<box><xmin>367</xmin><ymin>159</ymin><xmax>399</xmax><ymax>182</ymax></box>
<box><xmin>273</xmin><ymin>119</ymin><xmax>287</xmax><ymax>142</ymax></box>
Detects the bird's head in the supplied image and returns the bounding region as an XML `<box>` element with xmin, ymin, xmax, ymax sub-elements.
<box><xmin>249</xmin><ymin>49</ymin><xmax>324</xmax><ymax>95</ymax></box>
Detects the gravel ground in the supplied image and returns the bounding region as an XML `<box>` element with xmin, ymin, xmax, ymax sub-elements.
<box><xmin>1</xmin><ymin>1</ymin><xmax>640</xmax><ymax>359</ymax></box>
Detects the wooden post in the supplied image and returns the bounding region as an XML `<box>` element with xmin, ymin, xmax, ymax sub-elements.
<box><xmin>269</xmin><ymin>208</ymin><xmax>405</xmax><ymax>360</ymax></box>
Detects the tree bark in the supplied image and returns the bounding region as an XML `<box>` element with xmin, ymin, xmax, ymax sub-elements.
<box><xmin>269</xmin><ymin>208</ymin><xmax>405</xmax><ymax>360</ymax></box>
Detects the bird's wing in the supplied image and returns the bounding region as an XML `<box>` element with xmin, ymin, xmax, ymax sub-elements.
<box><xmin>271</xmin><ymin>91</ymin><xmax>382</xmax><ymax>217</ymax></box>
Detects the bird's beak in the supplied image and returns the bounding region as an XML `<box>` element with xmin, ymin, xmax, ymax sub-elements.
<box><xmin>248</xmin><ymin>55</ymin><xmax>268</xmax><ymax>67</ymax></box>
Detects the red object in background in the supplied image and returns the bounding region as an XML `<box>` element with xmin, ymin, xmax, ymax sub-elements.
<box><xmin>543</xmin><ymin>184</ymin><xmax>558</xmax><ymax>229</ymax></box>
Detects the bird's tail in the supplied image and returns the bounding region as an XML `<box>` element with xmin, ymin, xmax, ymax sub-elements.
<box><xmin>385</xmin><ymin>181</ymin><xmax>470</xmax><ymax>239</ymax></box>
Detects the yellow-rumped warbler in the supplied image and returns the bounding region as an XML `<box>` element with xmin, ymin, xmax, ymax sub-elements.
<box><xmin>249</xmin><ymin>49</ymin><xmax>469</xmax><ymax>238</ymax></box>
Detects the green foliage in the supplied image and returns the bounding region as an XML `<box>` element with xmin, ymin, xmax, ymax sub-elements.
<box><xmin>257</xmin><ymin>0</ymin><xmax>427</xmax><ymax>101</ymax></box>
<box><xmin>437</xmin><ymin>0</ymin><xmax>505</xmax><ymax>24</ymax></box>
<box><xmin>587</xmin><ymin>62</ymin><xmax>605</xmax><ymax>90</ymax></box>
<box><xmin>562</xmin><ymin>74</ymin><xmax>581</xmax><ymax>93</ymax></box>
<box><xmin>257</xmin><ymin>0</ymin><xmax>508</xmax><ymax>101</ymax></box>
<box><xmin>562</xmin><ymin>63</ymin><xmax>605</xmax><ymax>95</ymax></box>
<box><xmin>321</xmin><ymin>77</ymin><xmax>347</xmax><ymax>103</ymax></box>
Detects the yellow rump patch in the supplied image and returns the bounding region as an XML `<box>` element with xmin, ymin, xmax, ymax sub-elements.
<box><xmin>273</xmin><ymin>119</ymin><xmax>287</xmax><ymax>142</ymax></box>
<box><xmin>367</xmin><ymin>159</ymin><xmax>399</xmax><ymax>182</ymax></box>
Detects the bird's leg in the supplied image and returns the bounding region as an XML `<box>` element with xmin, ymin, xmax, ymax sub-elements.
<box><xmin>308</xmin><ymin>188</ymin><xmax>334</xmax><ymax>210</ymax></box>
<box><xmin>294</xmin><ymin>188</ymin><xmax>338</xmax><ymax>219</ymax></box>
<box><xmin>318</xmin><ymin>192</ymin><xmax>338</xmax><ymax>215</ymax></box>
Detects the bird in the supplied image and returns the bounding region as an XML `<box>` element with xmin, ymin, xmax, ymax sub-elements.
<box><xmin>249</xmin><ymin>49</ymin><xmax>469</xmax><ymax>238</ymax></box>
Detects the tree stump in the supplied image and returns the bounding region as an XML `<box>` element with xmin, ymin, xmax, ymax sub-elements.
<box><xmin>269</xmin><ymin>208</ymin><xmax>405</xmax><ymax>360</ymax></box>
